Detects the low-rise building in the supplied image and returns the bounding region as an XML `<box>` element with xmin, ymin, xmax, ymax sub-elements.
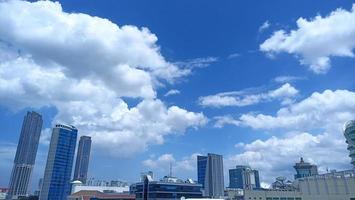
<box><xmin>0</xmin><ymin>188</ymin><xmax>9</xmax><ymax>200</ymax></box>
<box><xmin>293</xmin><ymin>158</ymin><xmax>318</xmax><ymax>179</ymax></box>
<box><xmin>229</xmin><ymin>166</ymin><xmax>260</xmax><ymax>190</ymax></box>
<box><xmin>68</xmin><ymin>190</ymin><xmax>135</xmax><ymax>200</ymax></box>
<box><xmin>131</xmin><ymin>175</ymin><xmax>203</xmax><ymax>200</ymax></box>
<box><xmin>71</xmin><ymin>180</ymin><xmax>129</xmax><ymax>194</ymax></box>
<box><xmin>297</xmin><ymin>170</ymin><xmax>355</xmax><ymax>200</ymax></box>
<box><xmin>244</xmin><ymin>189</ymin><xmax>302</xmax><ymax>200</ymax></box>
<box><xmin>227</xmin><ymin>170</ymin><xmax>355</xmax><ymax>200</ymax></box>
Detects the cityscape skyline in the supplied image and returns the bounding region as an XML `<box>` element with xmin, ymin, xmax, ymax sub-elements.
<box><xmin>1</xmin><ymin>111</ymin><xmax>355</xmax><ymax>199</ymax></box>
<box><xmin>1</xmin><ymin>0</ymin><xmax>355</xmax><ymax>197</ymax></box>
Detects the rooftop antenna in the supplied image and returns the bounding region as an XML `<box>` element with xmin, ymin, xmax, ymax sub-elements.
<box><xmin>169</xmin><ymin>162</ymin><xmax>173</xmax><ymax>177</ymax></box>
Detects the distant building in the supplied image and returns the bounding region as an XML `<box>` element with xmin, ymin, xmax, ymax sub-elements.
<box><xmin>200</xmin><ymin>153</ymin><xmax>224</xmax><ymax>198</ymax></box>
<box><xmin>271</xmin><ymin>177</ymin><xmax>295</xmax><ymax>190</ymax></box>
<box><xmin>71</xmin><ymin>180</ymin><xmax>129</xmax><ymax>194</ymax></box>
<box><xmin>34</xmin><ymin>178</ymin><xmax>43</xmax><ymax>196</ymax></box>
<box><xmin>85</xmin><ymin>178</ymin><xmax>129</xmax><ymax>187</ymax></box>
<box><xmin>140</xmin><ymin>171</ymin><xmax>154</xmax><ymax>182</ymax></box>
<box><xmin>344</xmin><ymin>120</ymin><xmax>355</xmax><ymax>168</ymax></box>
<box><xmin>73</xmin><ymin>136</ymin><xmax>92</xmax><ymax>184</ymax></box>
<box><xmin>243</xmin><ymin>189</ymin><xmax>302</xmax><ymax>200</ymax></box>
<box><xmin>227</xmin><ymin>170</ymin><xmax>355</xmax><ymax>200</ymax></box>
<box><xmin>229</xmin><ymin>165</ymin><xmax>260</xmax><ymax>190</ymax></box>
<box><xmin>40</xmin><ymin>124</ymin><xmax>78</xmax><ymax>200</ymax></box>
<box><xmin>197</xmin><ymin>156</ymin><xmax>207</xmax><ymax>188</ymax></box>
<box><xmin>296</xmin><ymin>170</ymin><xmax>355</xmax><ymax>200</ymax></box>
<box><xmin>0</xmin><ymin>188</ymin><xmax>9</xmax><ymax>200</ymax></box>
<box><xmin>293</xmin><ymin>157</ymin><xmax>318</xmax><ymax>179</ymax></box>
<box><xmin>68</xmin><ymin>190</ymin><xmax>135</xmax><ymax>200</ymax></box>
<box><xmin>8</xmin><ymin>111</ymin><xmax>43</xmax><ymax>199</ymax></box>
<box><xmin>131</xmin><ymin>175</ymin><xmax>203</xmax><ymax>200</ymax></box>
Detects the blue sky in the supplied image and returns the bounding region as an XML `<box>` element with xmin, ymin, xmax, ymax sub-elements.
<box><xmin>1</xmin><ymin>0</ymin><xmax>355</xmax><ymax>191</ymax></box>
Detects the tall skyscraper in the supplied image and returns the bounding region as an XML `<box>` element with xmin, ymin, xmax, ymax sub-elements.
<box><xmin>197</xmin><ymin>155</ymin><xmax>207</xmax><ymax>188</ymax></box>
<box><xmin>197</xmin><ymin>153</ymin><xmax>224</xmax><ymax>198</ymax></box>
<box><xmin>229</xmin><ymin>165</ymin><xmax>260</xmax><ymax>190</ymax></box>
<box><xmin>344</xmin><ymin>120</ymin><xmax>355</xmax><ymax>168</ymax></box>
<box><xmin>8</xmin><ymin>111</ymin><xmax>43</xmax><ymax>199</ymax></box>
<box><xmin>40</xmin><ymin>124</ymin><xmax>78</xmax><ymax>200</ymax></box>
<box><xmin>293</xmin><ymin>157</ymin><xmax>318</xmax><ymax>179</ymax></box>
<box><xmin>73</xmin><ymin>136</ymin><xmax>92</xmax><ymax>183</ymax></box>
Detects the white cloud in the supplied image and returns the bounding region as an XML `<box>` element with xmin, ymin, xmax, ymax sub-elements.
<box><xmin>0</xmin><ymin>142</ymin><xmax>17</xmax><ymax>186</ymax></box>
<box><xmin>227</xmin><ymin>53</ymin><xmax>240</xmax><ymax>59</ymax></box>
<box><xmin>143</xmin><ymin>154</ymin><xmax>176</xmax><ymax>169</ymax></box>
<box><xmin>226</xmin><ymin>132</ymin><xmax>350</xmax><ymax>184</ymax></box>
<box><xmin>260</xmin><ymin>4</ymin><xmax>355</xmax><ymax>74</ymax></box>
<box><xmin>174</xmin><ymin>57</ymin><xmax>218</xmax><ymax>69</ymax></box>
<box><xmin>164</xmin><ymin>89</ymin><xmax>180</xmax><ymax>97</ymax></box>
<box><xmin>223</xmin><ymin>89</ymin><xmax>355</xmax><ymax>184</ymax></box>
<box><xmin>274</xmin><ymin>76</ymin><xmax>305</xmax><ymax>83</ymax></box>
<box><xmin>143</xmin><ymin>153</ymin><xmax>201</xmax><ymax>173</ymax></box>
<box><xmin>0</xmin><ymin>0</ymin><xmax>207</xmax><ymax>157</ymax></box>
<box><xmin>199</xmin><ymin>83</ymin><xmax>298</xmax><ymax>108</ymax></box>
<box><xmin>258</xmin><ymin>20</ymin><xmax>270</xmax><ymax>32</ymax></box>
<box><xmin>0</xmin><ymin>142</ymin><xmax>16</xmax><ymax>166</ymax></box>
<box><xmin>239</xmin><ymin>89</ymin><xmax>355</xmax><ymax>131</ymax></box>
<box><xmin>214</xmin><ymin>115</ymin><xmax>241</xmax><ymax>128</ymax></box>
<box><xmin>0</xmin><ymin>0</ymin><xmax>191</xmax><ymax>89</ymax></box>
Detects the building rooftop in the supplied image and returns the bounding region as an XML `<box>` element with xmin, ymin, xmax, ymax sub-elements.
<box><xmin>70</xmin><ymin>190</ymin><xmax>135</xmax><ymax>200</ymax></box>
<box><xmin>55</xmin><ymin>124</ymin><xmax>77</xmax><ymax>131</ymax></box>
<box><xmin>344</xmin><ymin>119</ymin><xmax>355</xmax><ymax>132</ymax></box>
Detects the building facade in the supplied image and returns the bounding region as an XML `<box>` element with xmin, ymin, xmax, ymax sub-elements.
<box><xmin>344</xmin><ymin>120</ymin><xmax>355</xmax><ymax>168</ymax></box>
<box><xmin>71</xmin><ymin>180</ymin><xmax>129</xmax><ymax>194</ymax></box>
<box><xmin>40</xmin><ymin>124</ymin><xmax>78</xmax><ymax>200</ymax></box>
<box><xmin>8</xmin><ymin>111</ymin><xmax>43</xmax><ymax>199</ymax></box>
<box><xmin>73</xmin><ymin>136</ymin><xmax>92</xmax><ymax>183</ymax></box>
<box><xmin>131</xmin><ymin>175</ymin><xmax>202</xmax><ymax>200</ymax></box>
<box><xmin>68</xmin><ymin>190</ymin><xmax>135</xmax><ymax>200</ymax></box>
<box><xmin>229</xmin><ymin>165</ymin><xmax>261</xmax><ymax>190</ymax></box>
<box><xmin>203</xmin><ymin>153</ymin><xmax>224</xmax><ymax>198</ymax></box>
<box><xmin>227</xmin><ymin>170</ymin><xmax>355</xmax><ymax>200</ymax></box>
<box><xmin>294</xmin><ymin>158</ymin><xmax>318</xmax><ymax>179</ymax></box>
<box><xmin>197</xmin><ymin>156</ymin><xmax>207</xmax><ymax>188</ymax></box>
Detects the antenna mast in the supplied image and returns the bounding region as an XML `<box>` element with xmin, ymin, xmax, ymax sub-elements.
<box><xmin>169</xmin><ymin>162</ymin><xmax>172</xmax><ymax>177</ymax></box>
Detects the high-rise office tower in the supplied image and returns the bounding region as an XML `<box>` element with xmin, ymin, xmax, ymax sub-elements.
<box><xmin>73</xmin><ymin>136</ymin><xmax>92</xmax><ymax>183</ymax></box>
<box><xmin>197</xmin><ymin>153</ymin><xmax>224</xmax><ymax>198</ymax></box>
<box><xmin>8</xmin><ymin>111</ymin><xmax>43</xmax><ymax>199</ymax></box>
<box><xmin>344</xmin><ymin>120</ymin><xmax>355</xmax><ymax>168</ymax></box>
<box><xmin>229</xmin><ymin>165</ymin><xmax>260</xmax><ymax>190</ymax></box>
<box><xmin>197</xmin><ymin>155</ymin><xmax>207</xmax><ymax>188</ymax></box>
<box><xmin>40</xmin><ymin>124</ymin><xmax>78</xmax><ymax>200</ymax></box>
<box><xmin>293</xmin><ymin>157</ymin><xmax>318</xmax><ymax>179</ymax></box>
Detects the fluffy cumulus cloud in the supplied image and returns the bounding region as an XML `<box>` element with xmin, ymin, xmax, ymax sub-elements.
<box><xmin>223</xmin><ymin>89</ymin><xmax>355</xmax><ymax>184</ymax></box>
<box><xmin>199</xmin><ymin>83</ymin><xmax>298</xmax><ymax>108</ymax></box>
<box><xmin>227</xmin><ymin>132</ymin><xmax>349</xmax><ymax>185</ymax></box>
<box><xmin>214</xmin><ymin>115</ymin><xmax>240</xmax><ymax>128</ymax></box>
<box><xmin>143</xmin><ymin>153</ymin><xmax>200</xmax><ymax>173</ymax></box>
<box><xmin>260</xmin><ymin>4</ymin><xmax>355</xmax><ymax>74</ymax></box>
<box><xmin>0</xmin><ymin>0</ymin><xmax>207</xmax><ymax>156</ymax></box>
<box><xmin>239</xmin><ymin>89</ymin><xmax>355</xmax><ymax>131</ymax></box>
